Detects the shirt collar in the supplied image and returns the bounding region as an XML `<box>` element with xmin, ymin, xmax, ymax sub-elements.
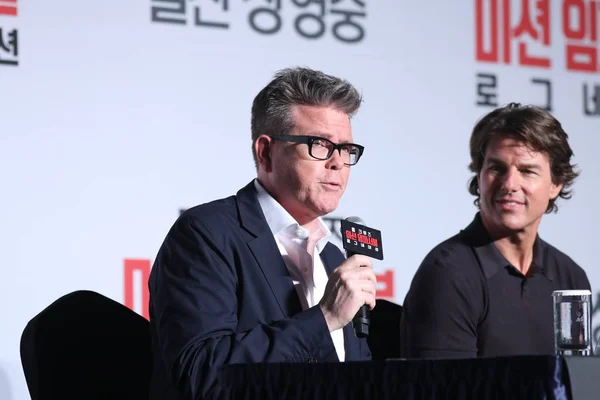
<box><xmin>254</xmin><ymin>179</ymin><xmax>332</xmax><ymax>253</ymax></box>
<box><xmin>461</xmin><ymin>212</ymin><xmax>548</xmax><ymax>280</ymax></box>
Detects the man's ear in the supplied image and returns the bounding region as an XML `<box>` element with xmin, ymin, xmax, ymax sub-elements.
<box><xmin>255</xmin><ymin>135</ymin><xmax>273</xmax><ymax>173</ymax></box>
<box><xmin>549</xmin><ymin>181</ymin><xmax>563</xmax><ymax>201</ymax></box>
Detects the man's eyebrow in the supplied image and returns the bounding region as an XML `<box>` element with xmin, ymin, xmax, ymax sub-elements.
<box><xmin>308</xmin><ymin>132</ymin><xmax>352</xmax><ymax>144</ymax></box>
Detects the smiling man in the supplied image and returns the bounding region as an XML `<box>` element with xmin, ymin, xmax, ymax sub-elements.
<box><xmin>400</xmin><ymin>103</ymin><xmax>591</xmax><ymax>359</ymax></box>
<box><xmin>148</xmin><ymin>67</ymin><xmax>375</xmax><ymax>399</ymax></box>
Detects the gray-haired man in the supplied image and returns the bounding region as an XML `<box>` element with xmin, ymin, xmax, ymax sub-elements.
<box><xmin>149</xmin><ymin>67</ymin><xmax>376</xmax><ymax>399</ymax></box>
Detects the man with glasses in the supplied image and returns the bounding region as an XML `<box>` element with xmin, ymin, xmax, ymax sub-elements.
<box><xmin>148</xmin><ymin>67</ymin><xmax>375</xmax><ymax>400</ymax></box>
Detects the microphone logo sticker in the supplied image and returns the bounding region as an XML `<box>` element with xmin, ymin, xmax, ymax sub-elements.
<box><xmin>340</xmin><ymin>219</ymin><xmax>383</xmax><ymax>260</ymax></box>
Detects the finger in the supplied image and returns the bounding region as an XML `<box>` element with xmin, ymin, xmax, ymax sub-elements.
<box><xmin>341</xmin><ymin>254</ymin><xmax>372</xmax><ymax>269</ymax></box>
<box><xmin>357</xmin><ymin>268</ymin><xmax>377</xmax><ymax>284</ymax></box>
<box><xmin>332</xmin><ymin>258</ymin><xmax>359</xmax><ymax>274</ymax></box>
<box><xmin>357</xmin><ymin>280</ymin><xmax>377</xmax><ymax>296</ymax></box>
<box><xmin>362</xmin><ymin>292</ymin><xmax>376</xmax><ymax>310</ymax></box>
<box><xmin>336</xmin><ymin>267</ymin><xmax>376</xmax><ymax>289</ymax></box>
<box><xmin>335</xmin><ymin>256</ymin><xmax>371</xmax><ymax>279</ymax></box>
<box><xmin>351</xmin><ymin>255</ymin><xmax>372</xmax><ymax>268</ymax></box>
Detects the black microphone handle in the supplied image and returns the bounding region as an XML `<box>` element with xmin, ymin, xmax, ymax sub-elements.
<box><xmin>347</xmin><ymin>250</ymin><xmax>370</xmax><ymax>338</ymax></box>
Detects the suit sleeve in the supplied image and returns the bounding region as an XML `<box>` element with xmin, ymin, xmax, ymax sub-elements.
<box><xmin>149</xmin><ymin>215</ymin><xmax>336</xmax><ymax>399</ymax></box>
<box><xmin>359</xmin><ymin>335</ymin><xmax>372</xmax><ymax>360</ymax></box>
<box><xmin>400</xmin><ymin>257</ymin><xmax>485</xmax><ymax>359</ymax></box>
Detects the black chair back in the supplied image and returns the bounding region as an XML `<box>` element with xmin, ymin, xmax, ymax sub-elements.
<box><xmin>367</xmin><ymin>299</ymin><xmax>403</xmax><ymax>360</ymax></box>
<box><xmin>20</xmin><ymin>290</ymin><xmax>152</xmax><ymax>400</ymax></box>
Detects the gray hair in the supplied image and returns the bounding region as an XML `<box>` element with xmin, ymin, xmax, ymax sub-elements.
<box><xmin>251</xmin><ymin>67</ymin><xmax>363</xmax><ymax>168</ymax></box>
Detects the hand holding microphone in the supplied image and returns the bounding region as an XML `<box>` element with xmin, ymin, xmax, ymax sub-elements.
<box><xmin>319</xmin><ymin>217</ymin><xmax>384</xmax><ymax>337</ymax></box>
<box><xmin>319</xmin><ymin>254</ymin><xmax>377</xmax><ymax>333</ymax></box>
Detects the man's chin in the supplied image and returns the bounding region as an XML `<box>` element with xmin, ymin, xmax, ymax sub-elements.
<box><xmin>496</xmin><ymin>215</ymin><xmax>531</xmax><ymax>233</ymax></box>
<box><xmin>312</xmin><ymin>202</ymin><xmax>339</xmax><ymax>218</ymax></box>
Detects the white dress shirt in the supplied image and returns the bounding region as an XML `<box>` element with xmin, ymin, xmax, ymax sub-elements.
<box><xmin>254</xmin><ymin>179</ymin><xmax>345</xmax><ymax>361</ymax></box>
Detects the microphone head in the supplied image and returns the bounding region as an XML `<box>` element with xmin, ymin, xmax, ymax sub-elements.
<box><xmin>344</xmin><ymin>216</ymin><xmax>365</xmax><ymax>225</ymax></box>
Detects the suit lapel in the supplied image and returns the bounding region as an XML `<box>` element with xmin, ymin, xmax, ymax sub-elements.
<box><xmin>321</xmin><ymin>243</ymin><xmax>361</xmax><ymax>361</ymax></box>
<box><xmin>237</xmin><ymin>182</ymin><xmax>302</xmax><ymax>318</ymax></box>
<box><xmin>320</xmin><ymin>242</ymin><xmax>343</xmax><ymax>276</ymax></box>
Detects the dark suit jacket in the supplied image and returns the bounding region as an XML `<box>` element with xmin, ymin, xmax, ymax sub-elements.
<box><xmin>148</xmin><ymin>181</ymin><xmax>371</xmax><ymax>400</ymax></box>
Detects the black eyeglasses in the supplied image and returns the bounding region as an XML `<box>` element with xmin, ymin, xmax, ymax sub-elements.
<box><xmin>269</xmin><ymin>135</ymin><xmax>365</xmax><ymax>166</ymax></box>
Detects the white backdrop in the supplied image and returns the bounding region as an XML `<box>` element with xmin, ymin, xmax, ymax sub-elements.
<box><xmin>1</xmin><ymin>1</ymin><xmax>599</xmax><ymax>398</ymax></box>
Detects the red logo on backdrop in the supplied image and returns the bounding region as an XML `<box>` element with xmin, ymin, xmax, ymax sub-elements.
<box><xmin>0</xmin><ymin>0</ymin><xmax>17</xmax><ymax>16</ymax></box>
<box><xmin>474</xmin><ymin>0</ymin><xmax>600</xmax><ymax>116</ymax></box>
<box><xmin>122</xmin><ymin>259</ymin><xmax>395</xmax><ymax>319</ymax></box>
<box><xmin>476</xmin><ymin>0</ymin><xmax>552</xmax><ymax>68</ymax></box>
<box><xmin>376</xmin><ymin>270</ymin><xmax>394</xmax><ymax>299</ymax></box>
<box><xmin>563</xmin><ymin>0</ymin><xmax>599</xmax><ymax>72</ymax></box>
<box><xmin>124</xmin><ymin>259</ymin><xmax>151</xmax><ymax>320</ymax></box>
<box><xmin>476</xmin><ymin>0</ymin><xmax>599</xmax><ymax>72</ymax></box>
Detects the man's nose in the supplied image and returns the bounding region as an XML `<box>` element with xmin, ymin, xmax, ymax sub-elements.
<box><xmin>326</xmin><ymin>149</ymin><xmax>344</xmax><ymax>170</ymax></box>
<box><xmin>500</xmin><ymin>167</ymin><xmax>520</xmax><ymax>192</ymax></box>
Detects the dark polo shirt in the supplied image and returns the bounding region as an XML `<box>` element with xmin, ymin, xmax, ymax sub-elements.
<box><xmin>400</xmin><ymin>213</ymin><xmax>591</xmax><ymax>359</ymax></box>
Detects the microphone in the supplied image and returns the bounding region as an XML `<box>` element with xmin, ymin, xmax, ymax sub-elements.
<box><xmin>339</xmin><ymin>216</ymin><xmax>384</xmax><ymax>338</ymax></box>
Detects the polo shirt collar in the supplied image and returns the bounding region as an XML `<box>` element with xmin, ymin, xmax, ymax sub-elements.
<box><xmin>461</xmin><ymin>213</ymin><xmax>549</xmax><ymax>280</ymax></box>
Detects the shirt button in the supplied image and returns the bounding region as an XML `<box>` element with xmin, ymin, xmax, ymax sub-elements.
<box><xmin>296</xmin><ymin>228</ymin><xmax>308</xmax><ymax>238</ymax></box>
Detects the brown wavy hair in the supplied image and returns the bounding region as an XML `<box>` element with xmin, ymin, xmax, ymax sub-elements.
<box><xmin>468</xmin><ymin>103</ymin><xmax>580</xmax><ymax>213</ymax></box>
